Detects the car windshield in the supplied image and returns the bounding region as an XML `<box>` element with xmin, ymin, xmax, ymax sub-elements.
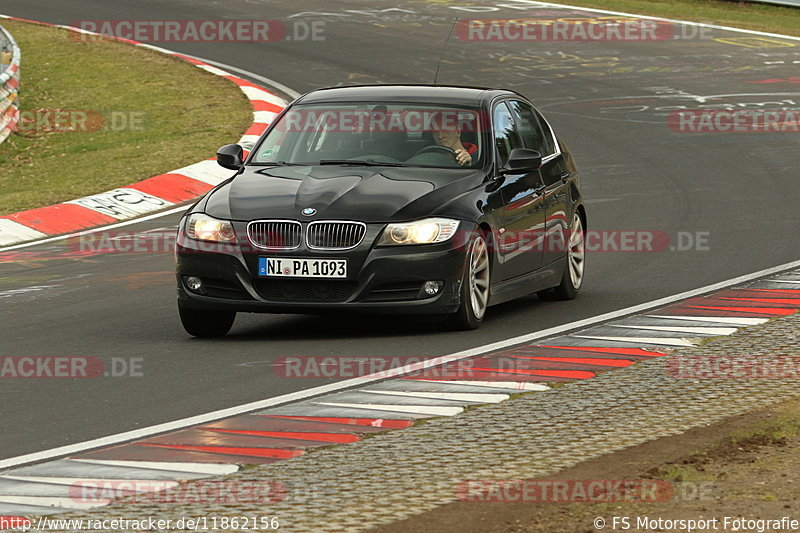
<box><xmin>251</xmin><ymin>103</ymin><xmax>484</xmax><ymax>169</ymax></box>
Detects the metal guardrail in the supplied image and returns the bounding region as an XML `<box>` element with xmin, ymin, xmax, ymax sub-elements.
<box><xmin>0</xmin><ymin>23</ymin><xmax>21</xmax><ymax>145</ymax></box>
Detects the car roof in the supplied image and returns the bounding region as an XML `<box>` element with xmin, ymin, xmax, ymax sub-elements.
<box><xmin>293</xmin><ymin>85</ymin><xmax>522</xmax><ymax>107</ymax></box>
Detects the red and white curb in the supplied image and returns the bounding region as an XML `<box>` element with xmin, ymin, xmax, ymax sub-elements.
<box><xmin>0</xmin><ymin>268</ymin><xmax>797</xmax><ymax>519</ymax></box>
<box><xmin>0</xmin><ymin>15</ymin><xmax>288</xmax><ymax>248</ymax></box>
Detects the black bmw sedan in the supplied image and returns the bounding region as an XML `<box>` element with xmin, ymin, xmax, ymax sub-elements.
<box><xmin>176</xmin><ymin>85</ymin><xmax>586</xmax><ymax>336</ymax></box>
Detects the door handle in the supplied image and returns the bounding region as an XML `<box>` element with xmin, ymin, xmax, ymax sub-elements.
<box><xmin>560</xmin><ymin>172</ymin><xmax>571</xmax><ymax>183</ymax></box>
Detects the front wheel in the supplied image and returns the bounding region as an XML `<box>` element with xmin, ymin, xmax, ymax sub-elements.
<box><xmin>538</xmin><ymin>212</ymin><xmax>585</xmax><ymax>301</ymax></box>
<box><xmin>179</xmin><ymin>304</ymin><xmax>236</xmax><ymax>337</ymax></box>
<box><xmin>447</xmin><ymin>233</ymin><xmax>491</xmax><ymax>330</ymax></box>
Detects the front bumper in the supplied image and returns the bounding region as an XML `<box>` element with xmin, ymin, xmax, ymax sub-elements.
<box><xmin>175</xmin><ymin>222</ymin><xmax>473</xmax><ymax>315</ymax></box>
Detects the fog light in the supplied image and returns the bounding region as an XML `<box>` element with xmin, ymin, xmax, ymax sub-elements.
<box><xmin>421</xmin><ymin>281</ymin><xmax>442</xmax><ymax>297</ymax></box>
<box><xmin>186</xmin><ymin>276</ymin><xmax>203</xmax><ymax>292</ymax></box>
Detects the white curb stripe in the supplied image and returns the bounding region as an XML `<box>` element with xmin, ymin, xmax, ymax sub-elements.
<box><xmin>358</xmin><ymin>390</ymin><xmax>509</xmax><ymax>403</ymax></box>
<box><xmin>0</xmin><ymin>496</ymin><xmax>108</xmax><ymax>510</ymax></box>
<box><xmin>253</xmin><ymin>111</ymin><xmax>278</xmax><ymax>123</ymax></box>
<box><xmin>766</xmin><ymin>279</ymin><xmax>800</xmax><ymax>285</ymax></box>
<box><xmin>573</xmin><ymin>335</ymin><xmax>698</xmax><ymax>347</ymax></box>
<box><xmin>69</xmin><ymin>459</ymin><xmax>238</xmax><ymax>476</ymax></box>
<box><xmin>0</xmin><ymin>220</ymin><xmax>48</xmax><ymax>246</ymax></box>
<box><xmin>314</xmin><ymin>402</ymin><xmax>464</xmax><ymax>417</ymax></box>
<box><xmin>613</xmin><ymin>324</ymin><xmax>738</xmax><ymax>335</ymax></box>
<box><xmin>171</xmin><ymin>159</ymin><xmax>233</xmax><ymax>186</ymax></box>
<box><xmin>411</xmin><ymin>380</ymin><xmax>550</xmax><ymax>391</ymax></box>
<box><xmin>0</xmin><ymin>476</ymin><xmax>178</xmax><ymax>490</ymax></box>
<box><xmin>240</xmin><ymin>86</ymin><xmax>287</xmax><ymax>107</ymax></box>
<box><xmin>645</xmin><ymin>315</ymin><xmax>769</xmax><ymax>326</ymax></box>
<box><xmin>66</xmin><ymin>189</ymin><xmax>174</xmax><ymax>220</ymax></box>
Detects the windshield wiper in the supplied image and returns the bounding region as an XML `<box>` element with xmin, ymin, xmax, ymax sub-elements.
<box><xmin>318</xmin><ymin>159</ymin><xmax>404</xmax><ymax>167</ymax></box>
<box><xmin>253</xmin><ymin>161</ymin><xmax>305</xmax><ymax>166</ymax></box>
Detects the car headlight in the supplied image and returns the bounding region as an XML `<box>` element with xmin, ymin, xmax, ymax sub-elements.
<box><xmin>184</xmin><ymin>213</ymin><xmax>236</xmax><ymax>243</ymax></box>
<box><xmin>378</xmin><ymin>218</ymin><xmax>460</xmax><ymax>245</ymax></box>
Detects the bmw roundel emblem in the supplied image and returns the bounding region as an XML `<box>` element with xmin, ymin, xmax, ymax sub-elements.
<box><xmin>301</xmin><ymin>208</ymin><xmax>317</xmax><ymax>216</ymax></box>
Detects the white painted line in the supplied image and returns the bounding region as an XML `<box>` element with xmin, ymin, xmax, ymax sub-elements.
<box><xmin>411</xmin><ymin>380</ymin><xmax>550</xmax><ymax>391</ymax></box>
<box><xmin>766</xmin><ymin>279</ymin><xmax>800</xmax><ymax>285</ymax></box>
<box><xmin>646</xmin><ymin>315</ymin><xmax>769</xmax><ymax>326</ymax></box>
<box><xmin>573</xmin><ymin>335</ymin><xmax>698</xmax><ymax>347</ymax></box>
<box><xmin>314</xmin><ymin>402</ymin><xmax>463</xmax><ymax>417</ymax></box>
<box><xmin>613</xmin><ymin>325</ymin><xmax>738</xmax><ymax>336</ymax></box>
<box><xmin>0</xmin><ymin>496</ymin><xmax>108</xmax><ymax>510</ymax></box>
<box><xmin>358</xmin><ymin>390</ymin><xmax>509</xmax><ymax>403</ymax></box>
<box><xmin>69</xmin><ymin>459</ymin><xmax>238</xmax><ymax>476</ymax></box>
<box><xmin>0</xmin><ymin>220</ymin><xmax>48</xmax><ymax>246</ymax></box>
<box><xmin>0</xmin><ymin>476</ymin><xmax>178</xmax><ymax>491</ymax></box>
<box><xmin>0</xmin><ymin>261</ymin><xmax>798</xmax><ymax>470</ymax></box>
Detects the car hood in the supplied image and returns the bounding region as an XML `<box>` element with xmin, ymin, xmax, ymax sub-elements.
<box><xmin>204</xmin><ymin>165</ymin><xmax>485</xmax><ymax>222</ymax></box>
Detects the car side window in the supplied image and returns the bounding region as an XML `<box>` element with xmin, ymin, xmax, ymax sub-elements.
<box><xmin>493</xmin><ymin>102</ymin><xmax>523</xmax><ymax>167</ymax></box>
<box><xmin>508</xmin><ymin>100</ymin><xmax>554</xmax><ymax>157</ymax></box>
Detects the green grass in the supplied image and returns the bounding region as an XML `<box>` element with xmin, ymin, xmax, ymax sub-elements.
<box><xmin>565</xmin><ymin>0</ymin><xmax>800</xmax><ymax>37</ymax></box>
<box><xmin>0</xmin><ymin>19</ymin><xmax>252</xmax><ymax>215</ymax></box>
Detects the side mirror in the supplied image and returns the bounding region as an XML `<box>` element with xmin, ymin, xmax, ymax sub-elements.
<box><xmin>217</xmin><ymin>144</ymin><xmax>244</xmax><ymax>170</ymax></box>
<box><xmin>502</xmin><ymin>148</ymin><xmax>542</xmax><ymax>173</ymax></box>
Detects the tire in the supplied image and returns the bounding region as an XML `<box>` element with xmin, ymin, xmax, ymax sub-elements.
<box><xmin>179</xmin><ymin>304</ymin><xmax>236</xmax><ymax>337</ymax></box>
<box><xmin>447</xmin><ymin>232</ymin><xmax>491</xmax><ymax>330</ymax></box>
<box><xmin>538</xmin><ymin>212</ymin><xmax>585</xmax><ymax>301</ymax></box>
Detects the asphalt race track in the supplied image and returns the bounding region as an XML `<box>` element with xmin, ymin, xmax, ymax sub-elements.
<box><xmin>1</xmin><ymin>0</ymin><xmax>799</xmax><ymax>461</ymax></box>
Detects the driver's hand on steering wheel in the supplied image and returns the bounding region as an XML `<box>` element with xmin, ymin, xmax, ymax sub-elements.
<box><xmin>454</xmin><ymin>148</ymin><xmax>472</xmax><ymax>166</ymax></box>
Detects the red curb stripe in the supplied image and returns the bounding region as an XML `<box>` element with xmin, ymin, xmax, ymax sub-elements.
<box><xmin>1</xmin><ymin>204</ymin><xmax>117</xmax><ymax>234</ymax></box>
<box><xmin>537</xmin><ymin>346</ymin><xmax>668</xmax><ymax>357</ymax></box>
<box><xmin>263</xmin><ymin>416</ymin><xmax>412</xmax><ymax>428</ymax></box>
<box><xmin>136</xmin><ymin>443</ymin><xmax>303</xmax><ymax>459</ymax></box>
<box><xmin>471</xmin><ymin>366</ymin><xmax>595</xmax><ymax>379</ymax></box>
<box><xmin>687</xmin><ymin>305</ymin><xmax>796</xmax><ymax>316</ymax></box>
<box><xmin>245</xmin><ymin>123</ymin><xmax>269</xmax><ymax>136</ymax></box>
<box><xmin>127</xmin><ymin>173</ymin><xmax>214</xmax><ymax>204</ymax></box>
<box><xmin>201</xmin><ymin>427</ymin><xmax>360</xmax><ymax>443</ymax></box>
<box><xmin>223</xmin><ymin>74</ymin><xmax>269</xmax><ymax>90</ymax></box>
<box><xmin>252</xmin><ymin>100</ymin><xmax>286</xmax><ymax>113</ymax></box>
<box><xmin>718</xmin><ymin>297</ymin><xmax>800</xmax><ymax>305</ymax></box>
<box><xmin>744</xmin><ymin>289</ymin><xmax>800</xmax><ymax>295</ymax></box>
<box><xmin>509</xmin><ymin>356</ymin><xmax>634</xmax><ymax>368</ymax></box>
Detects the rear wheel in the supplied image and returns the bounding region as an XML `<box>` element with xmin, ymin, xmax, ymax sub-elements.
<box><xmin>447</xmin><ymin>232</ymin><xmax>491</xmax><ymax>330</ymax></box>
<box><xmin>538</xmin><ymin>212</ymin><xmax>585</xmax><ymax>301</ymax></box>
<box><xmin>179</xmin><ymin>304</ymin><xmax>236</xmax><ymax>337</ymax></box>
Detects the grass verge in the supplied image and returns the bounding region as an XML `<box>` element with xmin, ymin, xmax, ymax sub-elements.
<box><xmin>0</xmin><ymin>19</ymin><xmax>252</xmax><ymax>216</ymax></box>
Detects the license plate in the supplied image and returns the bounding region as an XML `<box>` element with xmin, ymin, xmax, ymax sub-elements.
<box><xmin>258</xmin><ymin>257</ymin><xmax>347</xmax><ymax>278</ymax></box>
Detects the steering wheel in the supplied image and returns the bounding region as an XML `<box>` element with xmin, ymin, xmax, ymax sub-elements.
<box><xmin>411</xmin><ymin>145</ymin><xmax>456</xmax><ymax>158</ymax></box>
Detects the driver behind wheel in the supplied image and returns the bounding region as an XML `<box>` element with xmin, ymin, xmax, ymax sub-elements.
<box><xmin>431</xmin><ymin>113</ymin><xmax>479</xmax><ymax>166</ymax></box>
